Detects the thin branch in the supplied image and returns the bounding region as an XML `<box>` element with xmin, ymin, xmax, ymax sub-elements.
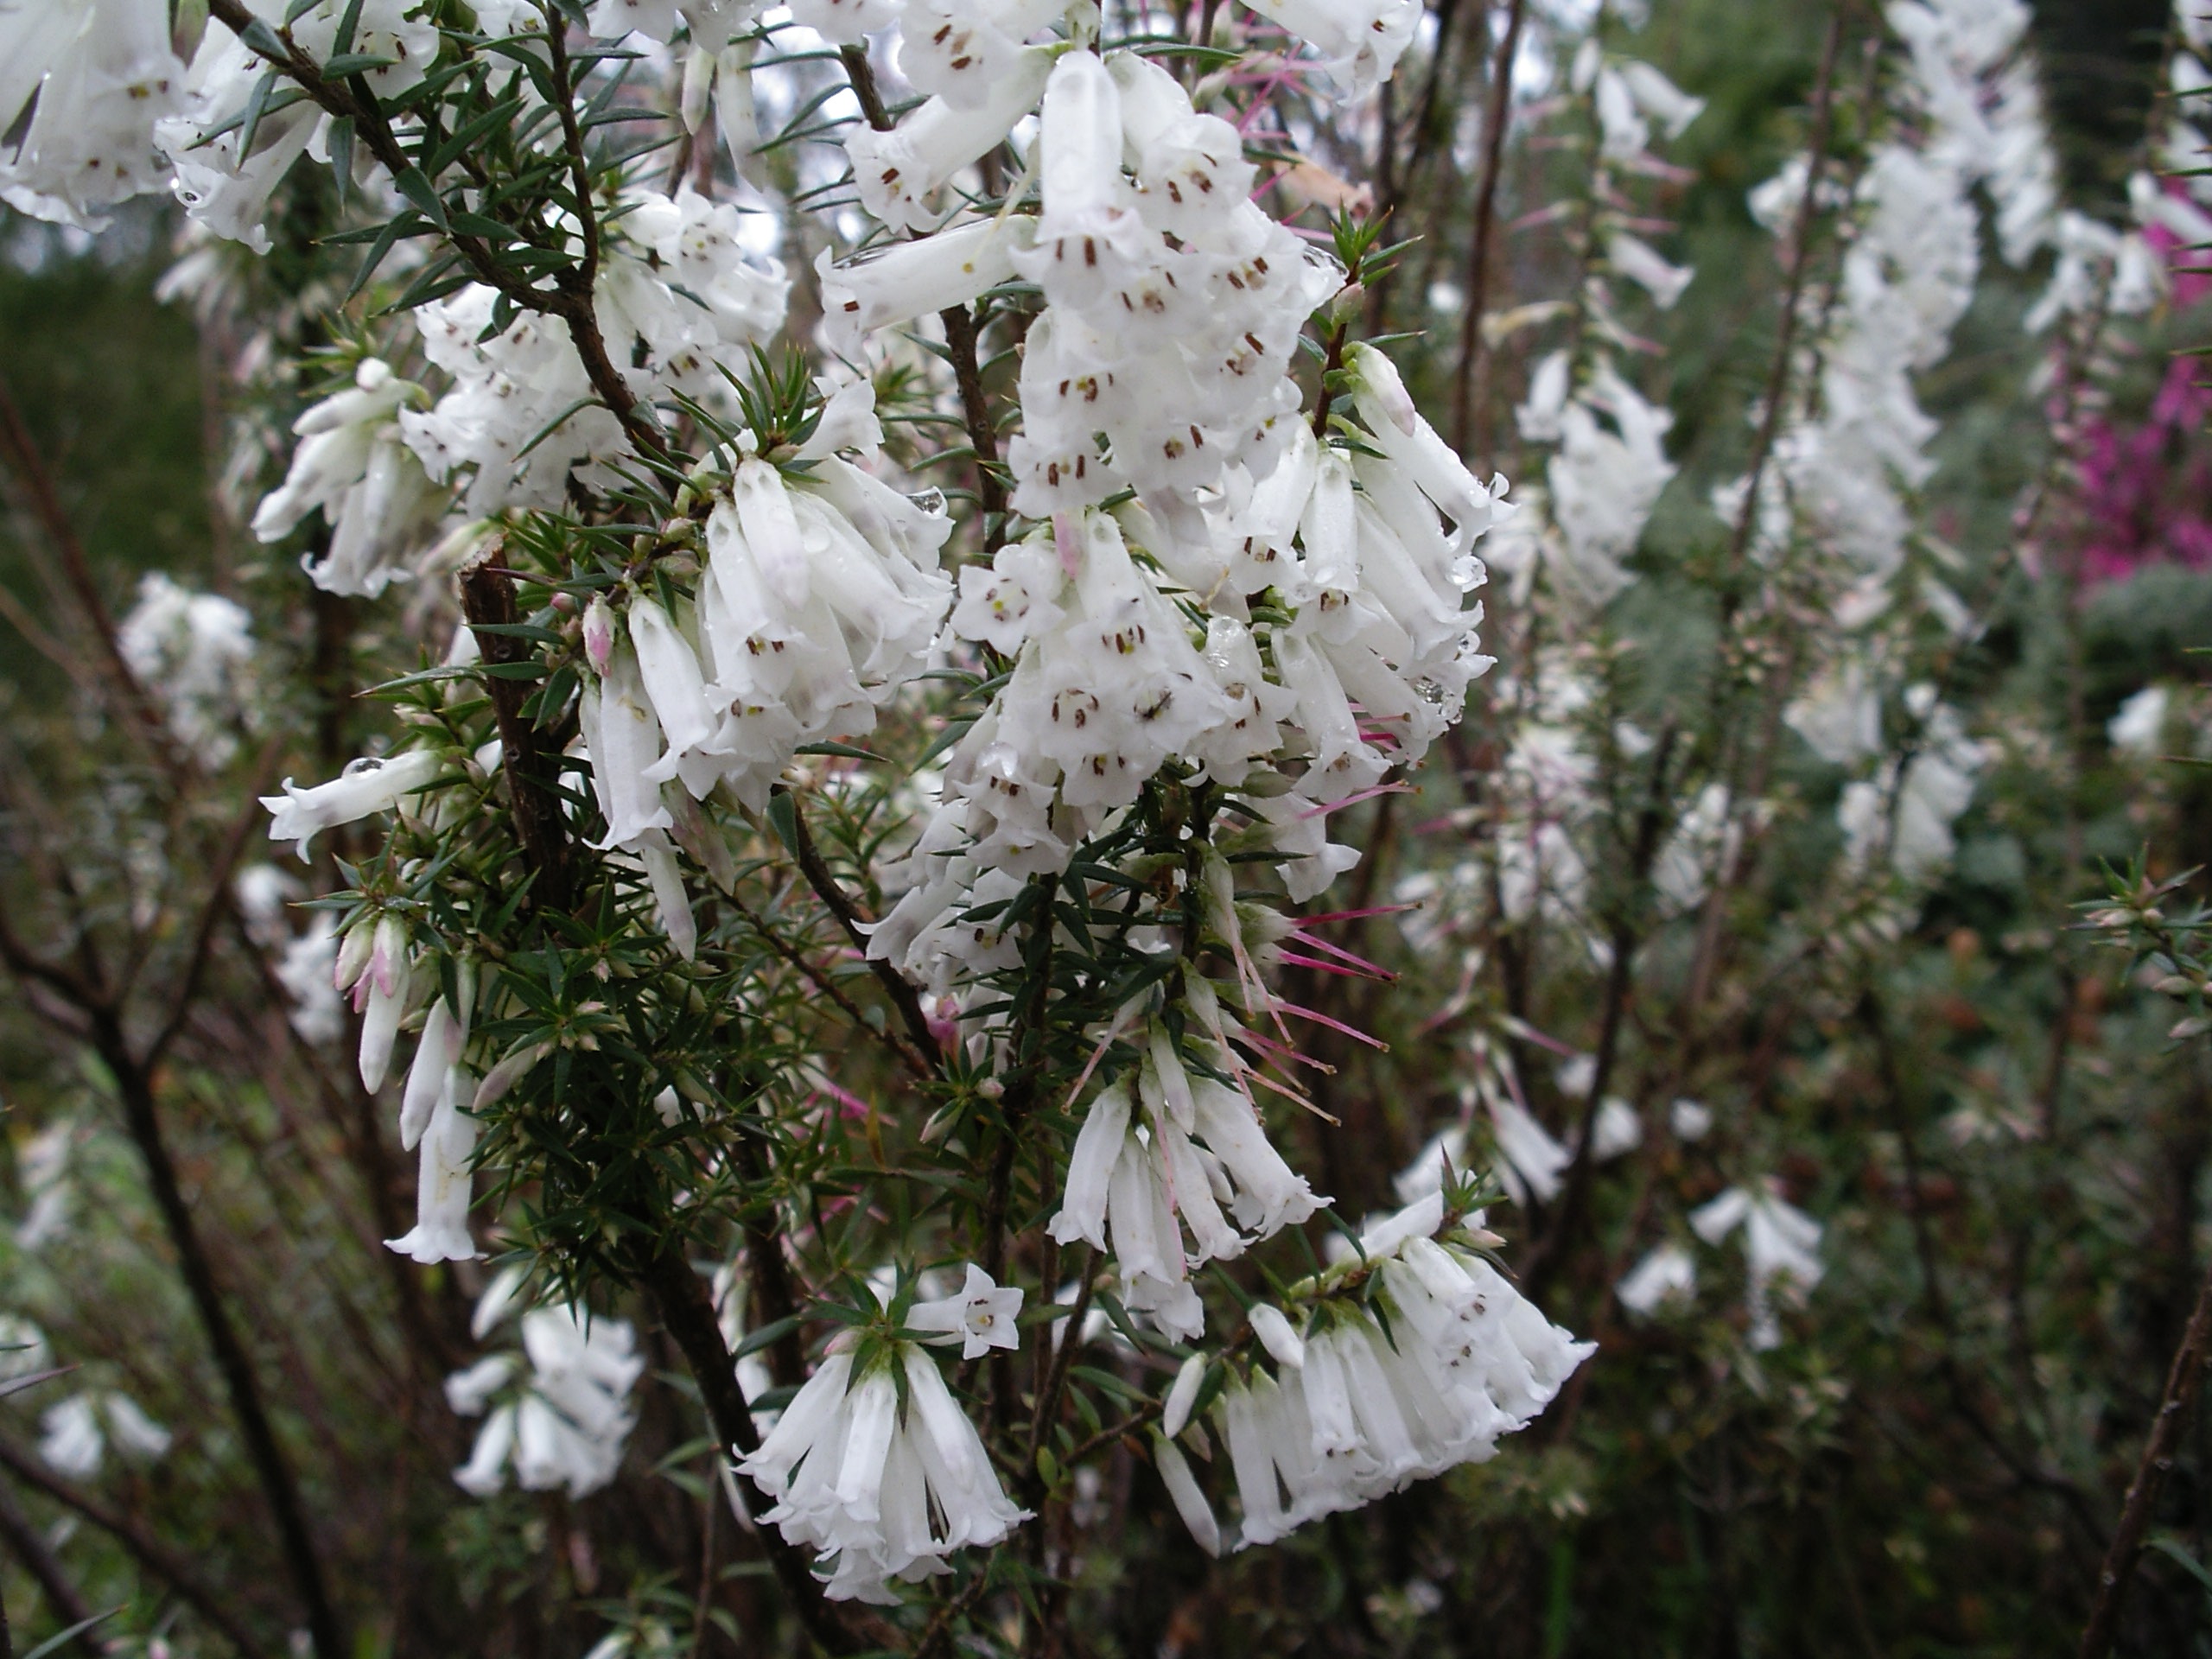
<box><xmin>201</xmin><ymin>0</ymin><xmax>665</xmax><ymax>461</ymax></box>
<box><xmin>727</xmin><ymin>891</ymin><xmax>937</xmax><ymax>1079</ymax></box>
<box><xmin>0</xmin><ymin>1479</ymin><xmax>109</xmax><ymax>1655</ymax></box>
<box><xmin>461</xmin><ymin>558</ymin><xmax>576</xmax><ymax>914</ymax></box>
<box><xmin>836</xmin><ymin>43</ymin><xmax>1010</xmax><ymax>540</ymax></box>
<box><xmin>142</xmin><ymin>752</ymin><xmax>281</xmax><ymax>1066</ymax></box>
<box><xmin>2079</xmin><ymin>1251</ymin><xmax>2212</xmax><ymax>1659</ymax></box>
<box><xmin>0</xmin><ymin>372</ymin><xmax>172</xmax><ymax>765</ymax></box>
<box><xmin>95</xmin><ymin>1027</ymin><xmax>346</xmax><ymax>1659</ymax></box>
<box><xmin>1716</xmin><ymin>5</ymin><xmax>1847</xmax><ymax>602</ymax></box>
<box><xmin>1449</xmin><ymin>0</ymin><xmax>1529</xmax><ymax>453</ymax></box>
<box><xmin>774</xmin><ymin>786</ymin><xmax>943</xmax><ymax>1071</ymax></box>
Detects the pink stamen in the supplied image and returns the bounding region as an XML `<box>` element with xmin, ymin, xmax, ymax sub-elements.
<box><xmin>1297</xmin><ymin>904</ymin><xmax>1416</xmax><ymax>925</ymax></box>
<box><xmin>1275</xmin><ymin>1001</ymin><xmax>1389</xmax><ymax>1050</ymax></box>
<box><xmin>1297</xmin><ymin>781</ymin><xmax>1414</xmax><ymax>820</ymax></box>
<box><xmin>1280</xmin><ymin>932</ymin><xmax>1395</xmax><ymax>978</ymax></box>
<box><xmin>1274</xmin><ymin>950</ymin><xmax>1371</xmax><ymax>979</ymax></box>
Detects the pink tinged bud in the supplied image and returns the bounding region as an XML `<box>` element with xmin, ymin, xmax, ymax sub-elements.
<box><xmin>369</xmin><ymin>914</ymin><xmax>407</xmax><ymax>999</ymax></box>
<box><xmin>334</xmin><ymin>918</ymin><xmax>375</xmax><ymax>994</ymax></box>
<box><xmin>473</xmin><ymin>1041</ymin><xmax>552</xmax><ymax>1115</ymax></box>
<box><xmin>582</xmin><ymin>594</ymin><xmax>616</xmax><ymax>675</ymax></box>
<box><xmin>1054</xmin><ymin>512</ymin><xmax>1083</xmax><ymax>583</ymax></box>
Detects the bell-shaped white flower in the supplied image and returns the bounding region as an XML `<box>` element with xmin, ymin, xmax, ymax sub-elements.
<box><xmin>906</xmin><ymin>1263</ymin><xmax>1024</xmax><ymax>1358</ymax></box>
<box><xmin>1690</xmin><ymin>1182</ymin><xmax>1824</xmax><ymax>1350</ymax></box>
<box><xmin>0</xmin><ymin>0</ymin><xmax>182</xmax><ymax>230</ymax></box>
<box><xmin>817</xmin><ymin>216</ymin><xmax>1033</xmax><ymax>359</ymax></box>
<box><xmin>738</xmin><ymin>1338</ymin><xmax>1029</xmax><ymax>1603</ymax></box>
<box><xmin>846</xmin><ymin>50</ymin><xmax>1056</xmax><ymax>232</ymax></box>
<box><xmin>253</xmin><ymin>360</ymin><xmax>446</xmax><ymax>598</ymax></box>
<box><xmin>263</xmin><ymin>749</ymin><xmax>445</xmax><ymax>862</ymax></box>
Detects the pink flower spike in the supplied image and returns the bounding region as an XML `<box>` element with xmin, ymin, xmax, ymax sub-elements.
<box><xmin>1274</xmin><ymin>949</ymin><xmax>1370</xmax><ymax>979</ymax></box>
<box><xmin>1296</xmin><ymin>781</ymin><xmax>1414</xmax><ymax>821</ymax></box>
<box><xmin>1274</xmin><ymin>1001</ymin><xmax>1389</xmax><ymax>1049</ymax></box>
<box><xmin>818</xmin><ymin>1077</ymin><xmax>874</xmax><ymax>1122</ymax></box>
<box><xmin>1296</xmin><ymin>904</ymin><xmax>1417</xmax><ymax>925</ymax></box>
<box><xmin>1280</xmin><ymin>932</ymin><xmax>1395</xmax><ymax>979</ymax></box>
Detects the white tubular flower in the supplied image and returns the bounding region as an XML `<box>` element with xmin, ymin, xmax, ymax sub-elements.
<box><xmin>454</xmin><ymin>1405</ymin><xmax>518</xmax><ymax>1497</ymax></box>
<box><xmin>846</xmin><ymin>50</ymin><xmax>1057</xmax><ymax>232</ymax></box>
<box><xmin>386</xmin><ymin>1084</ymin><xmax>481</xmax><ymax>1263</ymax></box>
<box><xmin>0</xmin><ymin>0</ymin><xmax>181</xmax><ymax>230</ymax></box>
<box><xmin>899</xmin><ymin>0</ymin><xmax>1063</xmax><ymax>107</ymax></box>
<box><xmin>1111</xmin><ymin>54</ymin><xmax>1259</xmax><ymax>246</ymax></box>
<box><xmin>1249</xmin><ymin>1304</ymin><xmax>1307</xmax><ymax>1370</ymax></box>
<box><xmin>399</xmin><ymin>991</ymin><xmax>470</xmax><ymax>1152</ymax></box>
<box><xmin>1609</xmin><ymin>232</ymin><xmax>1694</xmax><ymax>309</ymax></box>
<box><xmin>737</xmin><ymin>1340</ymin><xmax>1029</xmax><ymax>1603</ymax></box>
<box><xmin>1010</xmin><ymin>52</ymin><xmax>1151</xmax><ymax>309</ymax></box>
<box><xmin>1691</xmin><ymin>1183</ymin><xmax>1824</xmax><ymax>1351</ymax></box>
<box><xmin>403</xmin><ymin>289</ymin><xmax>632</xmax><ymax>514</ymax></box>
<box><xmin>788</xmin><ymin>0</ymin><xmax>903</xmax><ymax>43</ymax></box>
<box><xmin>449</xmin><ymin>1306</ymin><xmax>643</xmax><ymax>1497</ymax></box>
<box><xmin>817</xmin><ymin>216</ymin><xmax>1031</xmax><ymax>359</ymax></box>
<box><xmin>602</xmin><ymin>186</ymin><xmax>790</xmax><ymax>401</ymax></box>
<box><xmin>252</xmin><ymin>360</ymin><xmax>445</xmax><ymax>599</ymax></box>
<box><xmin>579</xmin><ymin>642</ymin><xmax>677</xmax><ymax>850</ymax></box>
<box><xmin>1152</xmin><ymin>1433</ymin><xmax>1223</xmax><ymax>1556</ymax></box>
<box><xmin>628</xmin><ymin>594</ymin><xmax>722</xmax><ymax>772</ymax></box>
<box><xmin>1233</xmin><ymin>0</ymin><xmax>1420</xmax><ymax>92</ymax></box>
<box><xmin>1616</xmin><ymin>1243</ymin><xmax>1698</xmax><ymax>1317</ymax></box>
<box><xmin>1212</xmin><ymin>1195</ymin><xmax>1590</xmax><ymax>1546</ymax></box>
<box><xmin>1488</xmin><ymin>1095</ymin><xmax>1569</xmax><ymax>1206</ymax></box>
<box><xmin>1048</xmin><ymin>1012</ymin><xmax>1321</xmax><ymax>1339</ymax></box>
<box><xmin>514</xmin><ymin>1308</ymin><xmax>644</xmax><ymax>1495</ymax></box>
<box><xmin>1345</xmin><ymin>345</ymin><xmax>1505</xmax><ymax>556</ymax></box>
<box><xmin>118</xmin><ymin>575</ymin><xmax>257</xmax><ymax>767</ymax></box>
<box><xmin>1161</xmin><ymin>1353</ymin><xmax>1208</xmax><ymax>1440</ymax></box>
<box><xmin>684</xmin><ymin>448</ymin><xmax>951</xmax><ymax>810</ymax></box>
<box><xmin>38</xmin><ymin>1395</ymin><xmax>106</xmax><ymax>1479</ymax></box>
<box><xmin>263</xmin><ymin>749</ymin><xmax>444</xmax><ymax>862</ymax></box>
<box><xmin>906</xmin><ymin>1263</ymin><xmax>1024</xmax><ymax>1358</ymax></box>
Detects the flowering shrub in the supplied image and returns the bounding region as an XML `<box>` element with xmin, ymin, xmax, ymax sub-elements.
<box><xmin>0</xmin><ymin>0</ymin><xmax>2210</xmax><ymax>1653</ymax></box>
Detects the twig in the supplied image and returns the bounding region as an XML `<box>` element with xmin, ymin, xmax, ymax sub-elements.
<box><xmin>96</xmin><ymin>1026</ymin><xmax>348</xmax><ymax>1659</ymax></box>
<box><xmin>1717</xmin><ymin>6</ymin><xmax>1847</xmax><ymax>601</ymax></box>
<box><xmin>773</xmin><ymin>786</ymin><xmax>943</xmax><ymax>1070</ymax></box>
<box><xmin>0</xmin><ymin>1479</ymin><xmax>109</xmax><ymax>1655</ymax></box>
<box><xmin>836</xmin><ymin>43</ymin><xmax>1010</xmax><ymax>539</ymax></box>
<box><xmin>201</xmin><ymin>0</ymin><xmax>665</xmax><ymax>461</ymax></box>
<box><xmin>728</xmin><ymin>891</ymin><xmax>937</xmax><ymax>1079</ymax></box>
<box><xmin>2078</xmin><ymin>1253</ymin><xmax>2212</xmax><ymax>1657</ymax></box>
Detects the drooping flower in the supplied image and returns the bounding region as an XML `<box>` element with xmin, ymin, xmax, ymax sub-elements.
<box><xmin>0</xmin><ymin>0</ymin><xmax>183</xmax><ymax>230</ymax></box>
<box><xmin>263</xmin><ymin>749</ymin><xmax>446</xmax><ymax>861</ymax></box>
<box><xmin>1690</xmin><ymin>1181</ymin><xmax>1824</xmax><ymax>1351</ymax></box>
<box><xmin>1214</xmin><ymin>1194</ymin><xmax>1592</xmax><ymax>1546</ymax></box>
<box><xmin>252</xmin><ymin>360</ymin><xmax>446</xmax><ymax>599</ymax></box>
<box><xmin>737</xmin><ymin>1334</ymin><xmax>1029</xmax><ymax>1603</ymax></box>
<box><xmin>451</xmin><ymin>1297</ymin><xmax>645</xmax><ymax>1498</ymax></box>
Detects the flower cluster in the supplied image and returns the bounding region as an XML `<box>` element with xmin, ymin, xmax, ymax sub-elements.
<box><xmin>737</xmin><ymin>1270</ymin><xmax>1027</xmax><ymax>1603</ymax></box>
<box><xmin>1160</xmin><ymin>1195</ymin><xmax>1591</xmax><ymax>1551</ymax></box>
<box><xmin>448</xmin><ymin>1275</ymin><xmax>646</xmax><ymax>1500</ymax></box>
